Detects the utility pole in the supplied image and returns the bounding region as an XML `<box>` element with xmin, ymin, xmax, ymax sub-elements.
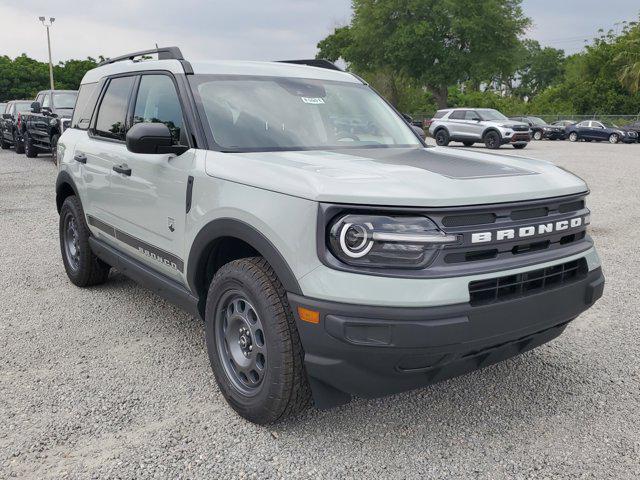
<box><xmin>38</xmin><ymin>16</ymin><xmax>55</xmax><ymax>90</ymax></box>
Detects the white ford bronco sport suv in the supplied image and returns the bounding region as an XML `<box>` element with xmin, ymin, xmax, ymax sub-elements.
<box><xmin>429</xmin><ymin>108</ymin><xmax>531</xmax><ymax>149</ymax></box>
<box><xmin>56</xmin><ymin>47</ymin><xmax>604</xmax><ymax>424</ymax></box>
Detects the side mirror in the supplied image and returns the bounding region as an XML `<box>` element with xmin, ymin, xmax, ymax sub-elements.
<box><xmin>31</xmin><ymin>101</ymin><xmax>41</xmax><ymax>114</ymax></box>
<box><xmin>411</xmin><ymin>125</ymin><xmax>425</xmax><ymax>138</ymax></box>
<box><xmin>126</xmin><ymin>122</ymin><xmax>189</xmax><ymax>155</ymax></box>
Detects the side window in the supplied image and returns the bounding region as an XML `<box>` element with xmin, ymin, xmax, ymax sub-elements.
<box><xmin>449</xmin><ymin>110</ymin><xmax>465</xmax><ymax>120</ymax></box>
<box><xmin>72</xmin><ymin>82</ymin><xmax>100</xmax><ymax>130</ymax></box>
<box><xmin>593</xmin><ymin>122</ymin><xmax>604</xmax><ymax>129</ymax></box>
<box><xmin>35</xmin><ymin>94</ymin><xmax>44</xmax><ymax>106</ymax></box>
<box><xmin>433</xmin><ymin>110</ymin><xmax>446</xmax><ymax>119</ymax></box>
<box><xmin>133</xmin><ymin>75</ymin><xmax>185</xmax><ymax>144</ymax></box>
<box><xmin>42</xmin><ymin>94</ymin><xmax>51</xmax><ymax>108</ymax></box>
<box><xmin>577</xmin><ymin>121</ymin><xmax>588</xmax><ymax>128</ymax></box>
<box><xmin>464</xmin><ymin>110</ymin><xmax>480</xmax><ymax>121</ymax></box>
<box><xmin>94</xmin><ymin>76</ymin><xmax>135</xmax><ymax>140</ymax></box>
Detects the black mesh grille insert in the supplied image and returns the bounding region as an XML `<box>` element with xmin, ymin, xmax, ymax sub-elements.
<box><xmin>559</xmin><ymin>200</ymin><xmax>585</xmax><ymax>213</ymax></box>
<box><xmin>511</xmin><ymin>207</ymin><xmax>549</xmax><ymax>220</ymax></box>
<box><xmin>469</xmin><ymin>258</ymin><xmax>588</xmax><ymax>306</ymax></box>
<box><xmin>442</xmin><ymin>213</ymin><xmax>496</xmax><ymax>227</ymax></box>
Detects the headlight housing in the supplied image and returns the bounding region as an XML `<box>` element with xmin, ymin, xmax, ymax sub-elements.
<box><xmin>328</xmin><ymin>214</ymin><xmax>460</xmax><ymax>269</ymax></box>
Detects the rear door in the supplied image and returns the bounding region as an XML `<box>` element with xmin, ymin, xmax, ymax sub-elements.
<box><xmin>447</xmin><ymin>110</ymin><xmax>468</xmax><ymax>137</ymax></box>
<box><xmin>106</xmin><ymin>73</ymin><xmax>195</xmax><ymax>281</ymax></box>
<box><xmin>591</xmin><ymin>121</ymin><xmax>608</xmax><ymax>140</ymax></box>
<box><xmin>75</xmin><ymin>75</ymin><xmax>137</xmax><ymax>225</ymax></box>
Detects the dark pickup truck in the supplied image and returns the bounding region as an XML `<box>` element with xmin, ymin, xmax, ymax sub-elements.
<box><xmin>1</xmin><ymin>100</ymin><xmax>33</xmax><ymax>153</ymax></box>
<box><xmin>20</xmin><ymin>90</ymin><xmax>77</xmax><ymax>163</ymax></box>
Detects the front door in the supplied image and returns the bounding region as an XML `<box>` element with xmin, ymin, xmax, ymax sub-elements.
<box><xmin>107</xmin><ymin>73</ymin><xmax>194</xmax><ymax>282</ymax></box>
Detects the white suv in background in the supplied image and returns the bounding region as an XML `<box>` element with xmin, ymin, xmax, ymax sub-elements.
<box><xmin>429</xmin><ymin>108</ymin><xmax>531</xmax><ymax>149</ymax></box>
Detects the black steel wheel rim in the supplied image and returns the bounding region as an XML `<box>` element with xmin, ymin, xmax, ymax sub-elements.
<box><xmin>63</xmin><ymin>213</ymin><xmax>80</xmax><ymax>271</ymax></box>
<box><xmin>215</xmin><ymin>290</ymin><xmax>267</xmax><ymax>396</ymax></box>
<box><xmin>487</xmin><ymin>133</ymin><xmax>498</xmax><ymax>148</ymax></box>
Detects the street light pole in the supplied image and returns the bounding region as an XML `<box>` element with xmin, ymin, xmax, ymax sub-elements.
<box><xmin>38</xmin><ymin>16</ymin><xmax>55</xmax><ymax>90</ymax></box>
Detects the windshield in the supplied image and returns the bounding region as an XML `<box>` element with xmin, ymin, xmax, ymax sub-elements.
<box><xmin>190</xmin><ymin>76</ymin><xmax>421</xmax><ymax>152</ymax></box>
<box><xmin>528</xmin><ymin>117</ymin><xmax>546</xmax><ymax>125</ymax></box>
<box><xmin>14</xmin><ymin>102</ymin><xmax>32</xmax><ymax>113</ymax></box>
<box><xmin>600</xmin><ymin>120</ymin><xmax>619</xmax><ymax>128</ymax></box>
<box><xmin>477</xmin><ymin>109</ymin><xmax>508</xmax><ymax>121</ymax></box>
<box><xmin>53</xmin><ymin>92</ymin><xmax>78</xmax><ymax>109</ymax></box>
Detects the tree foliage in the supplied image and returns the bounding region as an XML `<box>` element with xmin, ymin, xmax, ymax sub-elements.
<box><xmin>0</xmin><ymin>54</ymin><xmax>100</xmax><ymax>102</ymax></box>
<box><xmin>317</xmin><ymin>0</ymin><xmax>530</xmax><ymax>108</ymax></box>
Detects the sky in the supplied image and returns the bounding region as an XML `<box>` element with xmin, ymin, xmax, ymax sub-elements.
<box><xmin>0</xmin><ymin>0</ymin><xmax>637</xmax><ymax>63</ymax></box>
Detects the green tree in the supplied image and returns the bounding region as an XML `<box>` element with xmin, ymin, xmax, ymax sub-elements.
<box><xmin>317</xmin><ymin>0</ymin><xmax>530</xmax><ymax>108</ymax></box>
<box><xmin>512</xmin><ymin>40</ymin><xmax>565</xmax><ymax>99</ymax></box>
<box><xmin>615</xmin><ymin>23</ymin><xmax>640</xmax><ymax>94</ymax></box>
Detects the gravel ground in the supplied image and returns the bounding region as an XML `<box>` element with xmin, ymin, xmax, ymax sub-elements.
<box><xmin>1</xmin><ymin>140</ymin><xmax>639</xmax><ymax>479</ymax></box>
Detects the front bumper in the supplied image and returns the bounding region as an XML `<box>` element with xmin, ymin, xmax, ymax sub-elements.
<box><xmin>501</xmin><ymin>132</ymin><xmax>531</xmax><ymax>145</ymax></box>
<box><xmin>289</xmin><ymin>266</ymin><xmax>604</xmax><ymax>409</ymax></box>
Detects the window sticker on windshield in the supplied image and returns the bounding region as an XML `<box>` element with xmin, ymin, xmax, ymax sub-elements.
<box><xmin>301</xmin><ymin>97</ymin><xmax>325</xmax><ymax>105</ymax></box>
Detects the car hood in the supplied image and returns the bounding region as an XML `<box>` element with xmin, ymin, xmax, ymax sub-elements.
<box><xmin>491</xmin><ymin>121</ymin><xmax>529</xmax><ymax>129</ymax></box>
<box><xmin>204</xmin><ymin>147</ymin><xmax>587</xmax><ymax>207</ymax></box>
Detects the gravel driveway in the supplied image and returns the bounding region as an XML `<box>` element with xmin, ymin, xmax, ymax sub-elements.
<box><xmin>1</xmin><ymin>141</ymin><xmax>638</xmax><ymax>479</ymax></box>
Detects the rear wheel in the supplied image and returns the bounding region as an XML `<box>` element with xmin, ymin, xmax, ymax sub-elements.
<box><xmin>24</xmin><ymin>133</ymin><xmax>38</xmax><ymax>158</ymax></box>
<box><xmin>205</xmin><ymin>257</ymin><xmax>311</xmax><ymax>424</ymax></box>
<box><xmin>608</xmin><ymin>133</ymin><xmax>619</xmax><ymax>144</ymax></box>
<box><xmin>14</xmin><ymin>131</ymin><xmax>24</xmax><ymax>154</ymax></box>
<box><xmin>484</xmin><ymin>131</ymin><xmax>501</xmax><ymax>149</ymax></box>
<box><xmin>462</xmin><ymin>141</ymin><xmax>474</xmax><ymax>147</ymax></box>
<box><xmin>59</xmin><ymin>196</ymin><xmax>111</xmax><ymax>287</ymax></box>
<box><xmin>569</xmin><ymin>132</ymin><xmax>578</xmax><ymax>142</ymax></box>
<box><xmin>434</xmin><ymin>129</ymin><xmax>450</xmax><ymax>146</ymax></box>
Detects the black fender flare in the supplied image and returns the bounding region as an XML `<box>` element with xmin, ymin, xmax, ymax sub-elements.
<box><xmin>433</xmin><ymin>125</ymin><xmax>449</xmax><ymax>136</ymax></box>
<box><xmin>482</xmin><ymin>127</ymin><xmax>502</xmax><ymax>141</ymax></box>
<box><xmin>55</xmin><ymin>170</ymin><xmax>80</xmax><ymax>213</ymax></box>
<box><xmin>186</xmin><ymin>218</ymin><xmax>303</xmax><ymax>298</ymax></box>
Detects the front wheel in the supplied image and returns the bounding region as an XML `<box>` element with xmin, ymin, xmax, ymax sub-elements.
<box><xmin>434</xmin><ymin>129</ymin><xmax>450</xmax><ymax>146</ymax></box>
<box><xmin>533</xmin><ymin>131</ymin><xmax>543</xmax><ymax>140</ymax></box>
<box><xmin>609</xmin><ymin>133</ymin><xmax>619</xmax><ymax>144</ymax></box>
<box><xmin>0</xmin><ymin>134</ymin><xmax>9</xmax><ymax>149</ymax></box>
<box><xmin>51</xmin><ymin>134</ymin><xmax>60</xmax><ymax>165</ymax></box>
<box><xmin>569</xmin><ymin>132</ymin><xmax>579</xmax><ymax>142</ymax></box>
<box><xmin>205</xmin><ymin>257</ymin><xmax>311</xmax><ymax>424</ymax></box>
<box><xmin>24</xmin><ymin>133</ymin><xmax>38</xmax><ymax>158</ymax></box>
<box><xmin>14</xmin><ymin>131</ymin><xmax>24</xmax><ymax>154</ymax></box>
<box><xmin>484</xmin><ymin>131</ymin><xmax>501</xmax><ymax>149</ymax></box>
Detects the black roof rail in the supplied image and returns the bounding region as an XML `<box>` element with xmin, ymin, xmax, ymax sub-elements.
<box><xmin>278</xmin><ymin>59</ymin><xmax>343</xmax><ymax>71</ymax></box>
<box><xmin>98</xmin><ymin>46</ymin><xmax>185</xmax><ymax>67</ymax></box>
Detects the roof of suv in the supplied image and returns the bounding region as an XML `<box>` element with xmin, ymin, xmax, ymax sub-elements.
<box><xmin>81</xmin><ymin>58</ymin><xmax>361</xmax><ymax>85</ymax></box>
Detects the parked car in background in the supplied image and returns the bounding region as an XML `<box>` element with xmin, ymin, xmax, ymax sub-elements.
<box><xmin>1</xmin><ymin>100</ymin><xmax>33</xmax><ymax>153</ymax></box>
<box><xmin>566</xmin><ymin>120</ymin><xmax>638</xmax><ymax>144</ymax></box>
<box><xmin>0</xmin><ymin>103</ymin><xmax>6</xmax><ymax>114</ymax></box>
<box><xmin>510</xmin><ymin>116</ymin><xmax>565</xmax><ymax>140</ymax></box>
<box><xmin>19</xmin><ymin>90</ymin><xmax>78</xmax><ymax>163</ymax></box>
<box><xmin>620</xmin><ymin>119</ymin><xmax>640</xmax><ymax>138</ymax></box>
<box><xmin>429</xmin><ymin>108</ymin><xmax>531</xmax><ymax>149</ymax></box>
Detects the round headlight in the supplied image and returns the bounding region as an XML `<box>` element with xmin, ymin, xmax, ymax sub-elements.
<box><xmin>339</xmin><ymin>222</ymin><xmax>373</xmax><ymax>258</ymax></box>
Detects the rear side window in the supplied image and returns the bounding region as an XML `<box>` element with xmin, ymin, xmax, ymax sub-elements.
<box><xmin>433</xmin><ymin>110</ymin><xmax>446</xmax><ymax>119</ymax></box>
<box><xmin>94</xmin><ymin>76</ymin><xmax>135</xmax><ymax>140</ymax></box>
<box><xmin>449</xmin><ymin>110</ymin><xmax>465</xmax><ymax>120</ymax></box>
<box><xmin>132</xmin><ymin>75</ymin><xmax>185</xmax><ymax>144</ymax></box>
<box><xmin>72</xmin><ymin>83</ymin><xmax>100</xmax><ymax>130</ymax></box>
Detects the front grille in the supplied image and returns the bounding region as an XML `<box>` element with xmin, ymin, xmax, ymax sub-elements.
<box><xmin>512</xmin><ymin>125</ymin><xmax>529</xmax><ymax>132</ymax></box>
<box><xmin>468</xmin><ymin>258</ymin><xmax>588</xmax><ymax>306</ymax></box>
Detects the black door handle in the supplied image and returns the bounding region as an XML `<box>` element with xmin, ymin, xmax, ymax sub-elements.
<box><xmin>74</xmin><ymin>153</ymin><xmax>87</xmax><ymax>164</ymax></box>
<box><xmin>113</xmin><ymin>164</ymin><xmax>132</xmax><ymax>176</ymax></box>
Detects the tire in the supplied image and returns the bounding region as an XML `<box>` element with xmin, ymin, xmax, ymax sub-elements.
<box><xmin>14</xmin><ymin>131</ymin><xmax>24</xmax><ymax>154</ymax></box>
<box><xmin>462</xmin><ymin>141</ymin><xmax>474</xmax><ymax>147</ymax></box>
<box><xmin>569</xmin><ymin>132</ymin><xmax>578</xmax><ymax>142</ymax></box>
<box><xmin>24</xmin><ymin>133</ymin><xmax>38</xmax><ymax>158</ymax></box>
<box><xmin>59</xmin><ymin>196</ymin><xmax>111</xmax><ymax>287</ymax></box>
<box><xmin>483</xmin><ymin>130</ymin><xmax>501</xmax><ymax>149</ymax></box>
<box><xmin>205</xmin><ymin>257</ymin><xmax>311</xmax><ymax>424</ymax></box>
<box><xmin>51</xmin><ymin>134</ymin><xmax>60</xmax><ymax>165</ymax></box>
<box><xmin>533</xmin><ymin>130</ymin><xmax>543</xmax><ymax>140</ymax></box>
<box><xmin>434</xmin><ymin>129</ymin><xmax>450</xmax><ymax>146</ymax></box>
<box><xmin>0</xmin><ymin>134</ymin><xmax>9</xmax><ymax>149</ymax></box>
<box><xmin>608</xmin><ymin>133</ymin><xmax>619</xmax><ymax>144</ymax></box>
<box><xmin>513</xmin><ymin>144</ymin><xmax>527</xmax><ymax>149</ymax></box>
